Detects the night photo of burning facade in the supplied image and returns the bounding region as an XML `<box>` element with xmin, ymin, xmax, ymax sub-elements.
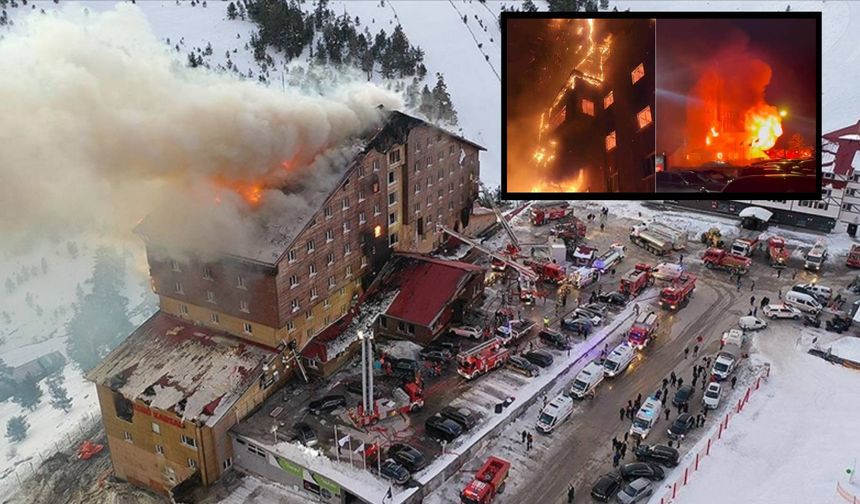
<box><xmin>656</xmin><ymin>16</ymin><xmax>820</xmax><ymax>194</ymax></box>
<box><xmin>504</xmin><ymin>17</ymin><xmax>656</xmax><ymax>195</ymax></box>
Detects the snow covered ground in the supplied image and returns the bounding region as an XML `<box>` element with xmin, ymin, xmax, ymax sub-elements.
<box><xmin>647</xmin><ymin>325</ymin><xmax>860</xmax><ymax>504</ymax></box>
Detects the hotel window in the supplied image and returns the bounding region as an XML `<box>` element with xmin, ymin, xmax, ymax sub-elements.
<box><xmin>239</xmin><ymin>300</ymin><xmax>249</xmax><ymax>313</ymax></box>
<box><xmin>187</xmin><ymin>458</ymin><xmax>198</xmax><ymax>469</ymax></box>
<box><xmin>359</xmin><ymin>212</ymin><xmax>366</xmax><ymax>224</ymax></box>
<box><xmin>388</xmin><ymin>149</ymin><xmax>401</xmax><ymax>165</ymax></box>
<box><xmin>361</xmin><ymin>256</ymin><xmax>368</xmax><ymax>269</ymax></box>
<box><xmin>581</xmin><ymin>99</ymin><xmax>595</xmax><ymax>116</ymax></box>
<box><xmin>309</xmin><ymin>263</ymin><xmax>317</xmax><ymax>276</ymax></box>
<box><xmin>175</xmin><ymin>282</ymin><xmax>184</xmax><ymax>295</ymax></box>
<box><xmin>156</xmin><ymin>444</ymin><xmax>165</xmax><ymax>456</ymax></box>
<box><xmin>358</xmin><ymin>165</ymin><xmax>366</xmax><ymax>177</ymax></box>
<box><xmin>310</xmin><ymin>287</ymin><xmax>319</xmax><ymax>300</ymax></box>
<box><xmin>374</xmin><ymin>225</ymin><xmax>382</xmax><ymax>238</ymax></box>
<box><xmin>373</xmin><ymin>204</ymin><xmax>381</xmax><ymax>216</ymax></box>
<box><xmin>438</xmin><ymin>150</ymin><xmax>444</xmax><ymax>161</ymax></box>
<box><xmin>426</xmin><ymin>157</ymin><xmax>432</xmax><ymax>168</ymax></box>
<box><xmin>414</xmin><ymin>203</ymin><xmax>420</xmax><ymax>215</ymax></box>
<box><xmin>344</xmin><ymin>243</ymin><xmax>352</xmax><ymax>255</ymax></box>
<box><xmin>206</xmin><ymin>290</ymin><xmax>216</xmax><ymax>304</ymax></box>
<box><xmin>123</xmin><ymin>431</ymin><xmax>133</xmax><ymax>443</ymax></box>
<box><xmin>179</xmin><ymin>303</ymin><xmax>188</xmax><ymax>315</ymax></box>
<box><xmin>389</xmin><ymin>212</ymin><xmax>397</xmax><ymax>225</ymax></box>
<box><xmin>210</xmin><ymin>312</ymin><xmax>220</xmax><ymax>324</ymax></box>
<box><xmin>328</xmin><ymin>276</ymin><xmax>336</xmax><ymax>288</ymax></box>
<box><xmin>631</xmin><ymin>63</ymin><xmax>645</xmax><ymax>84</ymax></box>
<box><xmin>372</xmin><ymin>159</ymin><xmax>379</xmax><ymax>171</ymax></box>
<box><xmin>326</xmin><ymin>252</ymin><xmax>335</xmax><ymax>266</ymax></box>
<box><xmin>415</xmin><ymin>141</ymin><xmax>421</xmax><ymax>152</ymax></box>
<box><xmin>305</xmin><ymin>310</ymin><xmax>313</xmax><ymax>320</ymax></box>
<box><xmin>171</xmin><ymin>260</ymin><xmax>181</xmax><ymax>272</ymax></box>
<box><xmin>343</xmin><ymin>220</ymin><xmax>351</xmax><ymax>233</ymax></box>
<box><xmin>202</xmin><ymin>266</ymin><xmax>213</xmax><ymax>280</ymax></box>
<box><xmin>388</xmin><ymin>171</ymin><xmax>396</xmax><ymax>185</ymax></box>
<box><xmin>449</xmin><ymin>145</ymin><xmax>456</xmax><ymax>156</ymax></box>
<box><xmin>306</xmin><ymin>240</ymin><xmax>315</xmax><ymax>253</ymax></box>
<box><xmin>388</xmin><ymin>192</ymin><xmax>397</xmax><ymax>206</ymax></box>
<box><xmin>324</xmin><ymin>298</ymin><xmax>331</xmax><ymax>308</ymax></box>
<box><xmin>325</xmin><ymin>229</ymin><xmax>334</xmax><ymax>242</ymax></box>
<box><xmin>345</xmin><ymin>265</ymin><xmax>353</xmax><ymax>278</ymax></box>
<box><xmin>604</xmin><ymin>91</ymin><xmax>614</xmax><ymax>109</ymax></box>
<box><xmin>438</xmin><ymin>189</ymin><xmax>443</xmax><ymax>200</ymax></box>
<box><xmin>637</xmin><ymin>106</ymin><xmax>653</xmax><ymax>129</ymax></box>
<box><xmin>358</xmin><ymin>190</ymin><xmax>366</xmax><ymax>202</ymax></box>
<box><xmin>448</xmin><ymin>182</ymin><xmax>454</xmax><ymax>193</ymax></box>
<box><xmin>287</xmin><ymin>250</ymin><xmax>296</xmax><ymax>263</ymax></box>
<box><xmin>372</xmin><ymin>181</ymin><xmax>380</xmax><ymax>193</ymax></box>
<box><xmin>222</xmin><ymin>458</ymin><xmax>233</xmax><ymax>470</ymax></box>
<box><xmin>341</xmin><ymin>197</ymin><xmax>349</xmax><ymax>210</ymax></box>
<box><xmin>237</xmin><ymin>275</ymin><xmax>247</xmax><ymax>289</ymax></box>
<box><xmin>389</xmin><ymin>233</ymin><xmax>399</xmax><ymax>247</ymax></box>
<box><xmin>291</xmin><ymin>299</ymin><xmax>300</xmax><ymax>312</ymax></box>
<box><xmin>287</xmin><ymin>321</ymin><xmax>295</xmax><ymax>332</ymax></box>
<box><xmin>606</xmin><ymin>131</ymin><xmax>617</xmax><ymax>152</ymax></box>
<box><xmin>414</xmin><ymin>182</ymin><xmax>421</xmax><ymax>194</ymax></box>
<box><xmin>427</xmin><ymin>175</ymin><xmax>433</xmax><ymax>187</ymax></box>
<box><xmin>324</xmin><ymin>206</ymin><xmax>332</xmax><ymax>219</ymax></box>
<box><xmin>438</xmin><ymin>170</ymin><xmax>444</xmax><ymax>181</ymax></box>
<box><xmin>289</xmin><ymin>275</ymin><xmax>299</xmax><ymax>288</ymax></box>
<box><xmin>152</xmin><ymin>422</ymin><xmax>161</xmax><ymax>434</ymax></box>
<box><xmin>414</xmin><ymin>161</ymin><xmax>420</xmax><ymax>173</ymax></box>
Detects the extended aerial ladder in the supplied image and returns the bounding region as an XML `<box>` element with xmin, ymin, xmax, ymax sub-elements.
<box><xmin>438</xmin><ymin>225</ymin><xmax>538</xmax><ymax>280</ymax></box>
<box><xmin>479</xmin><ymin>182</ymin><xmax>523</xmax><ymax>254</ymax></box>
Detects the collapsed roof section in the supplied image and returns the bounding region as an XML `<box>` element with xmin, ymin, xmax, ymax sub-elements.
<box><xmin>86</xmin><ymin>311</ymin><xmax>277</xmax><ymax>426</ymax></box>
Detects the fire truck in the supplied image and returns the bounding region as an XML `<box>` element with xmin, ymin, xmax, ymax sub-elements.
<box><xmin>518</xmin><ymin>275</ymin><xmax>537</xmax><ymax>304</ymax></box>
<box><xmin>847</xmin><ymin>244</ymin><xmax>860</xmax><ymax>268</ymax></box>
<box><xmin>570</xmin><ymin>266</ymin><xmax>599</xmax><ymax>289</ymax></box>
<box><xmin>530</xmin><ymin>201</ymin><xmax>571</xmax><ymax>226</ymax></box>
<box><xmin>730</xmin><ymin>232</ymin><xmax>763</xmax><ymax>257</ymax></box>
<box><xmin>659</xmin><ymin>273</ymin><xmax>696</xmax><ymax>310</ymax></box>
<box><xmin>766</xmin><ymin>236</ymin><xmax>790</xmax><ymax>268</ymax></box>
<box><xmin>457</xmin><ymin>338</ymin><xmax>511</xmax><ymax>380</ymax></box>
<box><xmin>524</xmin><ymin>259</ymin><xmax>567</xmax><ymax>284</ymax></box>
<box><xmin>350</xmin><ymin>379</ymin><xmax>425</xmax><ymax>427</ymax></box>
<box><xmin>572</xmin><ymin>245</ymin><xmax>597</xmax><ymax>266</ymax></box>
<box><xmin>702</xmin><ymin>248</ymin><xmax>752</xmax><ymax>275</ymax></box>
<box><xmin>619</xmin><ymin>263</ymin><xmax>654</xmax><ymax>297</ymax></box>
<box><xmin>460</xmin><ymin>456</ymin><xmax>511</xmax><ymax>504</ymax></box>
<box><xmin>627</xmin><ymin>311</ymin><xmax>659</xmax><ymax>350</ymax></box>
<box><xmin>593</xmin><ymin>243</ymin><xmax>626</xmax><ymax>273</ymax></box>
<box><xmin>550</xmin><ymin>218</ymin><xmax>587</xmax><ymax>245</ymax></box>
<box><xmin>629</xmin><ymin>225</ymin><xmax>673</xmax><ymax>256</ymax></box>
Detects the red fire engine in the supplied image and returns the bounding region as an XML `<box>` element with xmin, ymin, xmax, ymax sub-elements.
<box><xmin>461</xmin><ymin>456</ymin><xmax>511</xmax><ymax>504</ymax></box>
<box><xmin>659</xmin><ymin>273</ymin><xmax>696</xmax><ymax>310</ymax></box>
<box><xmin>627</xmin><ymin>311</ymin><xmax>659</xmax><ymax>350</ymax></box>
<box><xmin>702</xmin><ymin>248</ymin><xmax>752</xmax><ymax>275</ymax></box>
<box><xmin>619</xmin><ymin>263</ymin><xmax>654</xmax><ymax>297</ymax></box>
<box><xmin>766</xmin><ymin>236</ymin><xmax>789</xmax><ymax>268</ymax></box>
<box><xmin>847</xmin><ymin>244</ymin><xmax>860</xmax><ymax>268</ymax></box>
<box><xmin>530</xmin><ymin>201</ymin><xmax>571</xmax><ymax>226</ymax></box>
<box><xmin>457</xmin><ymin>338</ymin><xmax>511</xmax><ymax>380</ymax></box>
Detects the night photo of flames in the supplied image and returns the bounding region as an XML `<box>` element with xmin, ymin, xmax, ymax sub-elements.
<box><xmin>656</xmin><ymin>17</ymin><xmax>819</xmax><ymax>194</ymax></box>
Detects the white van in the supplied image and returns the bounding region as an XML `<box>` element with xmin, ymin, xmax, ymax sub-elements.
<box><xmin>536</xmin><ymin>393</ymin><xmax>574</xmax><ymax>434</ymax></box>
<box><xmin>630</xmin><ymin>396</ymin><xmax>663</xmax><ymax>439</ymax></box>
<box><xmin>720</xmin><ymin>329</ymin><xmax>745</xmax><ymax>347</ymax></box>
<box><xmin>738</xmin><ymin>316</ymin><xmax>767</xmax><ymax>331</ymax></box>
<box><xmin>791</xmin><ymin>283</ymin><xmax>832</xmax><ymax>303</ymax></box>
<box><xmin>569</xmin><ymin>361</ymin><xmax>605</xmax><ymax>399</ymax></box>
<box><xmin>784</xmin><ymin>290</ymin><xmax>823</xmax><ymax>314</ymax></box>
<box><xmin>711</xmin><ymin>343</ymin><xmax>740</xmax><ymax>381</ymax></box>
<box><xmin>703</xmin><ymin>382</ymin><xmax>722</xmax><ymax>409</ymax></box>
<box><xmin>603</xmin><ymin>343</ymin><xmax>636</xmax><ymax>377</ymax></box>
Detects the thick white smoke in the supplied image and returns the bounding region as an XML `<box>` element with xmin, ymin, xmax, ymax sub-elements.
<box><xmin>0</xmin><ymin>4</ymin><xmax>402</xmax><ymax>256</ymax></box>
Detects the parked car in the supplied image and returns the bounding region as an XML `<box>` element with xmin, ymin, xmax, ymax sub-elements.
<box><xmin>425</xmin><ymin>414</ymin><xmax>464</xmax><ymax>442</ymax></box>
<box><xmin>697</xmin><ymin>169</ymin><xmax>733</xmax><ymax>186</ymax></box>
<box><xmin>667</xmin><ymin>413</ymin><xmax>695</xmax><ymax>440</ymax></box>
<box><xmin>450</xmin><ymin>325</ymin><xmax>482</xmax><ymax>339</ymax></box>
<box><xmin>826</xmin><ymin>315</ymin><xmax>852</xmax><ymax>333</ymax></box>
<box><xmin>703</xmin><ymin>382</ymin><xmax>722</xmax><ymax>409</ymax></box>
<box><xmin>619</xmin><ymin>462</ymin><xmax>665</xmax><ymax>482</ymax></box>
<box><xmin>763</xmin><ymin>303</ymin><xmax>801</xmax><ymax>320</ymax></box>
<box><xmin>507</xmin><ymin>355</ymin><xmax>540</xmax><ymax>377</ymax></box>
<box><xmin>388</xmin><ymin>443</ymin><xmax>427</xmax><ymax>473</ymax></box>
<box><xmin>428</xmin><ymin>340</ymin><xmax>461</xmax><ymax>354</ymax></box>
<box><xmin>738</xmin><ymin>316</ymin><xmax>767</xmax><ymax>331</ymax></box>
<box><xmin>560</xmin><ymin>316</ymin><xmax>594</xmax><ymax>335</ymax></box>
<box><xmin>440</xmin><ymin>406</ymin><xmax>479</xmax><ymax>431</ymax></box>
<box><xmin>524</xmin><ymin>350</ymin><xmax>554</xmax><ymax>368</ymax></box>
<box><xmin>791</xmin><ymin>283</ymin><xmax>833</xmax><ymax>303</ymax></box>
<box><xmin>388</xmin><ymin>358</ymin><xmax>420</xmax><ymax>377</ymax></box>
<box><xmin>590</xmin><ymin>472</ymin><xmax>624</xmax><ymax>502</ymax></box>
<box><xmin>582</xmin><ymin>302</ymin><xmax>609</xmax><ymax>317</ymax></box>
<box><xmin>380</xmin><ymin>458</ymin><xmax>410</xmax><ymax>485</ymax></box>
<box><xmin>344</xmin><ymin>381</ymin><xmax>383</xmax><ymax>399</ymax></box>
<box><xmin>634</xmin><ymin>444</ymin><xmax>679</xmax><ymax>467</ymax></box>
<box><xmin>308</xmin><ymin>395</ymin><xmax>347</xmax><ymax>415</ymax></box>
<box><xmin>538</xmin><ymin>329</ymin><xmax>570</xmax><ymax>350</ymax></box>
<box><xmin>671</xmin><ymin>385</ymin><xmax>694</xmax><ymax>408</ymax></box>
<box><xmin>597</xmin><ymin>291</ymin><xmax>628</xmax><ymax>306</ymax></box>
<box><xmin>616</xmin><ymin>478</ymin><xmax>654</xmax><ymax>504</ymax></box>
<box><xmin>677</xmin><ymin>170</ymin><xmax>726</xmax><ymax>192</ymax></box>
<box><xmin>573</xmin><ymin>308</ymin><xmax>603</xmax><ymax>326</ymax></box>
<box><xmin>291</xmin><ymin>422</ymin><xmax>318</xmax><ymax>447</ymax></box>
<box><xmin>419</xmin><ymin>348</ymin><xmax>452</xmax><ymax>363</ymax></box>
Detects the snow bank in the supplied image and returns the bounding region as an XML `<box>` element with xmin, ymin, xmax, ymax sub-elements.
<box><xmin>828</xmin><ymin>336</ymin><xmax>860</xmax><ymax>364</ymax></box>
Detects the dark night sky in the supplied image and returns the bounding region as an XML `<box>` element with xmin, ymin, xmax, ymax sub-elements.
<box><xmin>656</xmin><ymin>18</ymin><xmax>818</xmax><ymax>154</ymax></box>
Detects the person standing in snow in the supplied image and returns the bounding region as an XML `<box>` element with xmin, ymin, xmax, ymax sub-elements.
<box><xmin>612</xmin><ymin>450</ymin><xmax>621</xmax><ymax>467</ymax></box>
<box><xmin>568</xmin><ymin>484</ymin><xmax>576</xmax><ymax>503</ymax></box>
<box><xmin>731</xmin><ymin>376</ymin><xmax>737</xmax><ymax>389</ymax></box>
<box><xmin>619</xmin><ymin>407</ymin><xmax>625</xmax><ymax>421</ymax></box>
<box><xmin>522</xmin><ymin>430</ymin><xmax>527</xmax><ymax>444</ymax></box>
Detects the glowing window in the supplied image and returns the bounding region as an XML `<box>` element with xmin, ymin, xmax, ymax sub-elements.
<box><xmin>605</xmin><ymin>131</ymin><xmax>617</xmax><ymax>152</ymax></box>
<box><xmin>581</xmin><ymin>99</ymin><xmax>595</xmax><ymax>116</ymax></box>
<box><xmin>637</xmin><ymin>106</ymin><xmax>653</xmax><ymax>129</ymax></box>
<box><xmin>631</xmin><ymin>63</ymin><xmax>645</xmax><ymax>84</ymax></box>
<box><xmin>374</xmin><ymin>225</ymin><xmax>382</xmax><ymax>238</ymax></box>
<box><xmin>604</xmin><ymin>92</ymin><xmax>614</xmax><ymax>109</ymax></box>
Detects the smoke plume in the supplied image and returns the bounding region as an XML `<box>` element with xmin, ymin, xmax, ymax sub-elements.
<box><xmin>0</xmin><ymin>4</ymin><xmax>402</xmax><ymax>256</ymax></box>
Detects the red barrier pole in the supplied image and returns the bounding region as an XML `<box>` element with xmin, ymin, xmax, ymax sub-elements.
<box><xmin>673</xmin><ymin>481</ymin><xmax>678</xmax><ymax>498</ymax></box>
<box><xmin>695</xmin><ymin>452</ymin><xmax>700</xmax><ymax>470</ymax></box>
<box><xmin>707</xmin><ymin>438</ymin><xmax>711</xmax><ymax>455</ymax></box>
<box><xmin>718</xmin><ymin>422</ymin><xmax>723</xmax><ymax>439</ymax></box>
<box><xmin>755</xmin><ymin>376</ymin><xmax>761</xmax><ymax>390</ymax></box>
<box><xmin>744</xmin><ymin>388</ymin><xmax>751</xmax><ymax>404</ymax></box>
<box><xmin>737</xmin><ymin>399</ymin><xmax>742</xmax><ymax>413</ymax></box>
<box><xmin>725</xmin><ymin>412</ymin><xmax>730</xmax><ymax>428</ymax></box>
<box><xmin>684</xmin><ymin>467</ymin><xmax>689</xmax><ymax>485</ymax></box>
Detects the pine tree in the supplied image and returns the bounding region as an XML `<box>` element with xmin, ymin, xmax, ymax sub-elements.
<box><xmin>47</xmin><ymin>375</ymin><xmax>72</xmax><ymax>412</ymax></box>
<box><xmin>204</xmin><ymin>42</ymin><xmax>213</xmax><ymax>56</ymax></box>
<box><xmin>599</xmin><ymin>0</ymin><xmax>609</xmax><ymax>9</ymax></box>
<box><xmin>419</xmin><ymin>84</ymin><xmax>435</xmax><ymax>120</ymax></box>
<box><xmin>227</xmin><ymin>1</ymin><xmax>237</xmax><ymax>19</ymax></box>
<box><xmin>522</xmin><ymin>0</ymin><xmax>539</xmax><ymax>12</ymax></box>
<box><xmin>6</xmin><ymin>416</ymin><xmax>28</xmax><ymax>443</ymax></box>
<box><xmin>0</xmin><ymin>358</ymin><xmax>11</xmax><ymax>385</ymax></box>
<box><xmin>432</xmin><ymin>73</ymin><xmax>458</xmax><ymax>126</ymax></box>
<box><xmin>12</xmin><ymin>374</ymin><xmax>42</xmax><ymax>411</ymax></box>
<box><xmin>547</xmin><ymin>0</ymin><xmax>581</xmax><ymax>11</ymax></box>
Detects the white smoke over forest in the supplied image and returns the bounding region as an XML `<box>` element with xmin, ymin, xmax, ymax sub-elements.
<box><xmin>0</xmin><ymin>4</ymin><xmax>402</xmax><ymax>256</ymax></box>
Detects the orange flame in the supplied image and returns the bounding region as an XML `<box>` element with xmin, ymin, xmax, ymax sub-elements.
<box><xmin>745</xmin><ymin>105</ymin><xmax>783</xmax><ymax>158</ymax></box>
<box><xmin>212</xmin><ymin>176</ymin><xmax>266</xmax><ymax>207</ymax></box>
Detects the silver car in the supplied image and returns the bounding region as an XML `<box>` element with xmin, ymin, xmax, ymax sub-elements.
<box><xmin>616</xmin><ymin>478</ymin><xmax>653</xmax><ymax>504</ymax></box>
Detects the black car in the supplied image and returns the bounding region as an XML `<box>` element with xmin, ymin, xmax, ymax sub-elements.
<box><xmin>538</xmin><ymin>329</ymin><xmax>570</xmax><ymax>350</ymax></box>
<box><xmin>826</xmin><ymin>316</ymin><xmax>851</xmax><ymax>333</ymax></box>
<box><xmin>425</xmin><ymin>414</ymin><xmax>464</xmax><ymax>442</ymax></box>
<box><xmin>440</xmin><ymin>406</ymin><xmax>479</xmax><ymax>431</ymax></box>
<box><xmin>678</xmin><ymin>170</ymin><xmax>726</xmax><ymax>192</ymax></box>
<box><xmin>668</xmin><ymin>413</ymin><xmax>695</xmax><ymax>439</ymax></box>
<box><xmin>560</xmin><ymin>317</ymin><xmax>593</xmax><ymax>335</ymax></box>
<box><xmin>419</xmin><ymin>348</ymin><xmax>452</xmax><ymax>363</ymax></box>
<box><xmin>524</xmin><ymin>350</ymin><xmax>554</xmax><ymax>368</ymax></box>
<box><xmin>619</xmin><ymin>462</ymin><xmax>665</xmax><ymax>482</ymax></box>
<box><xmin>672</xmin><ymin>385</ymin><xmax>694</xmax><ymax>407</ymax></box>
<box><xmin>388</xmin><ymin>443</ymin><xmax>427</xmax><ymax>473</ymax></box>
<box><xmin>291</xmin><ymin>422</ymin><xmax>318</xmax><ymax>447</ymax></box>
<box><xmin>428</xmin><ymin>340</ymin><xmax>461</xmax><ymax>355</ymax></box>
<box><xmin>308</xmin><ymin>395</ymin><xmax>347</xmax><ymax>415</ymax></box>
<box><xmin>634</xmin><ymin>444</ymin><xmax>679</xmax><ymax>467</ymax></box>
<box><xmin>656</xmin><ymin>171</ymin><xmax>709</xmax><ymax>193</ymax></box>
<box><xmin>344</xmin><ymin>381</ymin><xmax>383</xmax><ymax>399</ymax></box>
<box><xmin>590</xmin><ymin>472</ymin><xmax>624</xmax><ymax>502</ymax></box>
<box><xmin>507</xmin><ymin>355</ymin><xmax>540</xmax><ymax>377</ymax></box>
<box><xmin>388</xmin><ymin>358</ymin><xmax>420</xmax><ymax>377</ymax></box>
<box><xmin>597</xmin><ymin>291</ymin><xmax>628</xmax><ymax>306</ymax></box>
<box><xmin>380</xmin><ymin>458</ymin><xmax>410</xmax><ymax>485</ymax></box>
<box><xmin>697</xmin><ymin>169</ymin><xmax>734</xmax><ymax>186</ymax></box>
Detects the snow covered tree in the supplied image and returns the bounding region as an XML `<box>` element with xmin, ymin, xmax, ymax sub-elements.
<box><xmin>0</xmin><ymin>358</ymin><xmax>12</xmax><ymax>385</ymax></box>
<box><xmin>204</xmin><ymin>42</ymin><xmax>213</xmax><ymax>56</ymax></box>
<box><xmin>432</xmin><ymin>73</ymin><xmax>458</xmax><ymax>126</ymax></box>
<box><xmin>12</xmin><ymin>374</ymin><xmax>42</xmax><ymax>411</ymax></box>
<box><xmin>419</xmin><ymin>84</ymin><xmax>436</xmax><ymax>120</ymax></box>
<box><xmin>187</xmin><ymin>51</ymin><xmax>198</xmax><ymax>67</ymax></box>
<box><xmin>522</xmin><ymin>0</ymin><xmax>539</xmax><ymax>12</ymax></box>
<box><xmin>66</xmin><ymin>247</ymin><xmax>133</xmax><ymax>371</ymax></box>
<box><xmin>47</xmin><ymin>375</ymin><xmax>72</xmax><ymax>413</ymax></box>
<box><xmin>227</xmin><ymin>1</ymin><xmax>237</xmax><ymax>19</ymax></box>
<box><xmin>6</xmin><ymin>416</ymin><xmax>28</xmax><ymax>443</ymax></box>
<box><xmin>599</xmin><ymin>0</ymin><xmax>609</xmax><ymax>9</ymax></box>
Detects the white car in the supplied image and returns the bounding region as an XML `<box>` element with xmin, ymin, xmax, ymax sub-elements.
<box><xmin>703</xmin><ymin>382</ymin><xmax>722</xmax><ymax>409</ymax></box>
<box><xmin>739</xmin><ymin>316</ymin><xmax>767</xmax><ymax>331</ymax></box>
<box><xmin>762</xmin><ymin>304</ymin><xmax>801</xmax><ymax>320</ymax></box>
<box><xmin>653</xmin><ymin>262</ymin><xmax>684</xmax><ymax>281</ymax></box>
<box><xmin>450</xmin><ymin>325</ymin><xmax>481</xmax><ymax>339</ymax></box>
<box><xmin>573</xmin><ymin>308</ymin><xmax>603</xmax><ymax>326</ymax></box>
